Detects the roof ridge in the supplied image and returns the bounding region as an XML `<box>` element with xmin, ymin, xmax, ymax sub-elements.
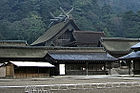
<box><xmin>101</xmin><ymin>37</ymin><xmax>140</xmax><ymax>41</ymax></box>
<box><xmin>74</xmin><ymin>31</ymin><xmax>104</xmax><ymax>34</ymax></box>
<box><xmin>0</xmin><ymin>40</ymin><xmax>27</xmax><ymax>42</ymax></box>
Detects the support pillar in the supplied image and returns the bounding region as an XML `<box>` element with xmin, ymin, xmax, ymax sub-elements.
<box><xmin>131</xmin><ymin>60</ymin><xmax>134</xmax><ymax>76</ymax></box>
<box><xmin>108</xmin><ymin>62</ymin><xmax>111</xmax><ymax>75</ymax></box>
<box><xmin>86</xmin><ymin>62</ymin><xmax>88</xmax><ymax>76</ymax></box>
<box><xmin>128</xmin><ymin>61</ymin><xmax>131</xmax><ymax>75</ymax></box>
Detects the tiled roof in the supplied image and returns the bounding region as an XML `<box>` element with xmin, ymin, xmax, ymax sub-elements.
<box><xmin>120</xmin><ymin>51</ymin><xmax>140</xmax><ymax>60</ymax></box>
<box><xmin>131</xmin><ymin>42</ymin><xmax>140</xmax><ymax>50</ymax></box>
<box><xmin>48</xmin><ymin>47</ymin><xmax>117</xmax><ymax>61</ymax></box>
<box><xmin>48</xmin><ymin>52</ymin><xmax>117</xmax><ymax>61</ymax></box>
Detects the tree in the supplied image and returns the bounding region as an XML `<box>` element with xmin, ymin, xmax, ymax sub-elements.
<box><xmin>121</xmin><ymin>11</ymin><xmax>140</xmax><ymax>38</ymax></box>
<box><xmin>10</xmin><ymin>12</ymin><xmax>46</xmax><ymax>43</ymax></box>
<box><xmin>103</xmin><ymin>27</ymin><xmax>111</xmax><ymax>36</ymax></box>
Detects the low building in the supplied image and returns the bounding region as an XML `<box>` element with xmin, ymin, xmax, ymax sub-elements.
<box><xmin>0</xmin><ymin>61</ymin><xmax>54</xmax><ymax>78</ymax></box>
<box><xmin>0</xmin><ymin>46</ymin><xmax>54</xmax><ymax>78</ymax></box>
<box><xmin>120</xmin><ymin>42</ymin><xmax>140</xmax><ymax>75</ymax></box>
<box><xmin>0</xmin><ymin>46</ymin><xmax>117</xmax><ymax>76</ymax></box>
<box><xmin>46</xmin><ymin>47</ymin><xmax>117</xmax><ymax>75</ymax></box>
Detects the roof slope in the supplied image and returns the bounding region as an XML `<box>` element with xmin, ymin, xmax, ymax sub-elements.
<box><xmin>0</xmin><ymin>46</ymin><xmax>105</xmax><ymax>59</ymax></box>
<box><xmin>48</xmin><ymin>47</ymin><xmax>106</xmax><ymax>53</ymax></box>
<box><xmin>131</xmin><ymin>42</ymin><xmax>140</xmax><ymax>50</ymax></box>
<box><xmin>49</xmin><ymin>52</ymin><xmax>117</xmax><ymax>61</ymax></box>
<box><xmin>120</xmin><ymin>51</ymin><xmax>140</xmax><ymax>60</ymax></box>
<box><xmin>73</xmin><ymin>31</ymin><xmax>105</xmax><ymax>47</ymax></box>
<box><xmin>31</xmin><ymin>19</ymin><xmax>79</xmax><ymax>45</ymax></box>
<box><xmin>10</xmin><ymin>61</ymin><xmax>54</xmax><ymax>67</ymax></box>
<box><xmin>0</xmin><ymin>46</ymin><xmax>48</xmax><ymax>59</ymax></box>
<box><xmin>48</xmin><ymin>47</ymin><xmax>117</xmax><ymax>61</ymax></box>
<box><xmin>101</xmin><ymin>37</ymin><xmax>140</xmax><ymax>53</ymax></box>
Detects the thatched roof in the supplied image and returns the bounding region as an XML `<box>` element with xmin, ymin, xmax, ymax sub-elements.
<box><xmin>0</xmin><ymin>46</ymin><xmax>48</xmax><ymax>59</ymax></box>
<box><xmin>31</xmin><ymin>19</ymin><xmax>79</xmax><ymax>46</ymax></box>
<box><xmin>0</xmin><ymin>46</ymin><xmax>106</xmax><ymax>60</ymax></box>
<box><xmin>73</xmin><ymin>31</ymin><xmax>105</xmax><ymax>47</ymax></box>
<box><xmin>101</xmin><ymin>37</ymin><xmax>140</xmax><ymax>57</ymax></box>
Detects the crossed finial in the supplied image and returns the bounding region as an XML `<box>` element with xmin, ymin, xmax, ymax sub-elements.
<box><xmin>48</xmin><ymin>7</ymin><xmax>73</xmax><ymax>28</ymax></box>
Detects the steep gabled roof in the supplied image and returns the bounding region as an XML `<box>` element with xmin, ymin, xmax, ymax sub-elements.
<box><xmin>101</xmin><ymin>37</ymin><xmax>140</xmax><ymax>57</ymax></box>
<box><xmin>31</xmin><ymin>19</ymin><xmax>79</xmax><ymax>46</ymax></box>
<box><xmin>73</xmin><ymin>31</ymin><xmax>105</xmax><ymax>47</ymax></box>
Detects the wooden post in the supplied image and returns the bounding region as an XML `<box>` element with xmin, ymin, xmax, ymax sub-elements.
<box><xmin>104</xmin><ymin>63</ymin><xmax>106</xmax><ymax>71</ymax></box>
<box><xmin>109</xmin><ymin>62</ymin><xmax>111</xmax><ymax>75</ymax></box>
<box><xmin>104</xmin><ymin>62</ymin><xmax>106</xmax><ymax>75</ymax></box>
<box><xmin>86</xmin><ymin>62</ymin><xmax>88</xmax><ymax>76</ymax></box>
<box><xmin>128</xmin><ymin>61</ymin><xmax>131</xmax><ymax>75</ymax></box>
<box><xmin>38</xmin><ymin>67</ymin><xmax>39</xmax><ymax>78</ymax></box>
<box><xmin>133</xmin><ymin>60</ymin><xmax>135</xmax><ymax>75</ymax></box>
<box><xmin>131</xmin><ymin>60</ymin><xmax>134</xmax><ymax>76</ymax></box>
<box><xmin>11</xmin><ymin>64</ymin><xmax>15</xmax><ymax>78</ymax></box>
<box><xmin>109</xmin><ymin>68</ymin><xmax>111</xmax><ymax>75</ymax></box>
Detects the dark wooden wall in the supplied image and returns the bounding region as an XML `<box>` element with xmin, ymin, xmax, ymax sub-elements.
<box><xmin>53</xmin><ymin>29</ymin><xmax>75</xmax><ymax>46</ymax></box>
<box><xmin>65</xmin><ymin>63</ymin><xmax>108</xmax><ymax>75</ymax></box>
<box><xmin>14</xmin><ymin>67</ymin><xmax>50</xmax><ymax>78</ymax></box>
<box><xmin>133</xmin><ymin>59</ymin><xmax>140</xmax><ymax>74</ymax></box>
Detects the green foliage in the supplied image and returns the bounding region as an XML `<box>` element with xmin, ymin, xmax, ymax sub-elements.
<box><xmin>103</xmin><ymin>28</ymin><xmax>111</xmax><ymax>36</ymax></box>
<box><xmin>0</xmin><ymin>11</ymin><xmax>46</xmax><ymax>44</ymax></box>
<box><xmin>97</xmin><ymin>0</ymin><xmax>140</xmax><ymax>13</ymax></box>
<box><xmin>122</xmin><ymin>11</ymin><xmax>140</xmax><ymax>38</ymax></box>
<box><xmin>10</xmin><ymin>12</ymin><xmax>46</xmax><ymax>43</ymax></box>
<box><xmin>0</xmin><ymin>0</ymin><xmax>140</xmax><ymax>43</ymax></box>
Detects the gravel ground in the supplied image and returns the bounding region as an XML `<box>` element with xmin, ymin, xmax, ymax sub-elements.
<box><xmin>0</xmin><ymin>75</ymin><xmax>140</xmax><ymax>86</ymax></box>
<box><xmin>1</xmin><ymin>75</ymin><xmax>140</xmax><ymax>93</ymax></box>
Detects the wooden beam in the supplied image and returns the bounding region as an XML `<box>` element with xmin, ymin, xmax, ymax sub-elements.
<box><xmin>86</xmin><ymin>62</ymin><xmax>88</xmax><ymax>76</ymax></box>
